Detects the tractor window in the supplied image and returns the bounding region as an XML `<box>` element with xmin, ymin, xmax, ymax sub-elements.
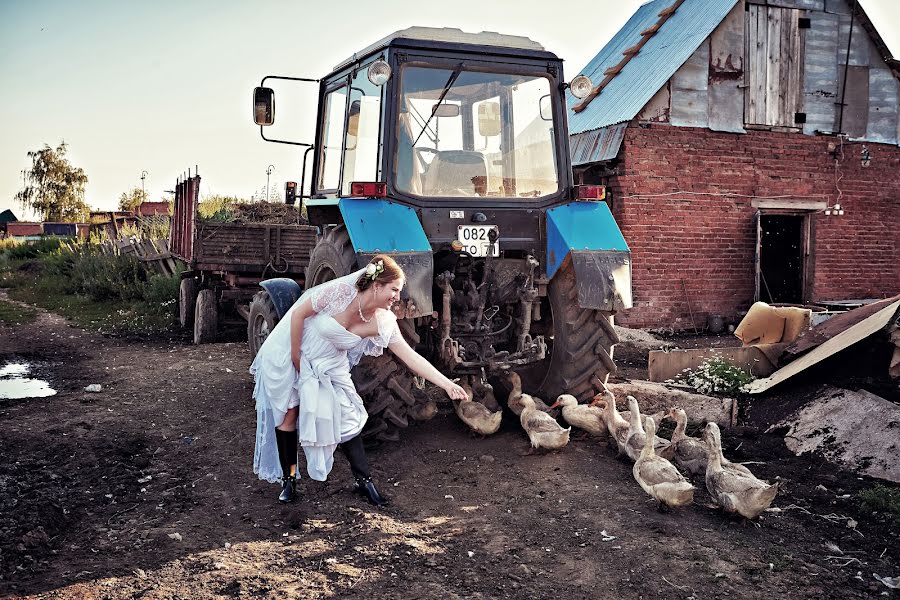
<box><xmin>395</xmin><ymin>65</ymin><xmax>559</xmax><ymax>199</ymax></box>
<box><xmin>317</xmin><ymin>85</ymin><xmax>347</xmax><ymax>191</ymax></box>
<box><xmin>342</xmin><ymin>67</ymin><xmax>383</xmax><ymax>194</ymax></box>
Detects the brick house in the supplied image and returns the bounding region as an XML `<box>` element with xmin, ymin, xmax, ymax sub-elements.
<box><xmin>569</xmin><ymin>0</ymin><xmax>900</xmax><ymax>329</ymax></box>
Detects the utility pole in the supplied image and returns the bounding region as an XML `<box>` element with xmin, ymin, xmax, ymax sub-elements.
<box><xmin>265</xmin><ymin>165</ymin><xmax>275</xmax><ymax>202</ymax></box>
<box><xmin>141</xmin><ymin>170</ymin><xmax>148</xmax><ymax>201</ymax></box>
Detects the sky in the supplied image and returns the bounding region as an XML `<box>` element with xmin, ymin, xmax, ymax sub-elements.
<box><xmin>1</xmin><ymin>0</ymin><xmax>898</xmax><ymax>221</ymax></box>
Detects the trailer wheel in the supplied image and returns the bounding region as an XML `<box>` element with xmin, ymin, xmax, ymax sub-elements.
<box><xmin>247</xmin><ymin>290</ymin><xmax>278</xmax><ymax>359</ymax></box>
<box><xmin>178</xmin><ymin>277</ymin><xmax>198</xmax><ymax>329</ymax></box>
<box><xmin>307</xmin><ymin>225</ymin><xmax>428</xmax><ymax>443</ymax></box>
<box><xmin>521</xmin><ymin>265</ymin><xmax>619</xmax><ymax>403</ymax></box>
<box><xmin>194</xmin><ymin>289</ymin><xmax>218</xmax><ymax>344</ymax></box>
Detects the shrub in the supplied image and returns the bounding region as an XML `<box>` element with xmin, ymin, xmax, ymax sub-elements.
<box><xmin>858</xmin><ymin>485</ymin><xmax>900</xmax><ymax>522</ymax></box>
<box><xmin>667</xmin><ymin>356</ymin><xmax>755</xmax><ymax>395</ymax></box>
<box><xmin>0</xmin><ymin>237</ymin><xmax>65</xmax><ymax>260</ymax></box>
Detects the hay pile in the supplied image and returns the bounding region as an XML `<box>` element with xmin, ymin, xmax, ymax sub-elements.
<box><xmin>200</xmin><ymin>201</ymin><xmax>307</xmax><ymax>225</ymax></box>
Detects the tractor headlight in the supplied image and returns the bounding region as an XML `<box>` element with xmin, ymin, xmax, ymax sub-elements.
<box><xmin>568</xmin><ymin>75</ymin><xmax>593</xmax><ymax>99</ymax></box>
<box><xmin>367</xmin><ymin>60</ymin><xmax>392</xmax><ymax>86</ymax></box>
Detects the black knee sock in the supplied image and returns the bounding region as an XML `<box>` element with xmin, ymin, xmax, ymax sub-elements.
<box><xmin>274</xmin><ymin>428</ymin><xmax>298</xmax><ymax>480</ymax></box>
<box><xmin>341</xmin><ymin>435</ymin><xmax>371</xmax><ymax>480</ymax></box>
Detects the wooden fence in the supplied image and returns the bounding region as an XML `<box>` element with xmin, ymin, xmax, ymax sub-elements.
<box><xmin>98</xmin><ymin>238</ymin><xmax>181</xmax><ymax>277</ymax></box>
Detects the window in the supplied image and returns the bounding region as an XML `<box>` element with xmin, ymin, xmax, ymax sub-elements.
<box><xmin>395</xmin><ymin>65</ymin><xmax>559</xmax><ymax>199</ymax></box>
<box><xmin>317</xmin><ymin>85</ymin><xmax>347</xmax><ymax>191</ymax></box>
<box><xmin>342</xmin><ymin>67</ymin><xmax>384</xmax><ymax>194</ymax></box>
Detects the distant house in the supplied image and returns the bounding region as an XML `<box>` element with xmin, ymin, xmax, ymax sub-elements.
<box><xmin>569</xmin><ymin>0</ymin><xmax>900</xmax><ymax>329</ymax></box>
<box><xmin>136</xmin><ymin>202</ymin><xmax>170</xmax><ymax>218</ymax></box>
<box><xmin>0</xmin><ymin>209</ymin><xmax>17</xmax><ymax>236</ymax></box>
<box><xmin>89</xmin><ymin>211</ymin><xmax>138</xmax><ymax>239</ymax></box>
<box><xmin>5</xmin><ymin>222</ymin><xmax>44</xmax><ymax>240</ymax></box>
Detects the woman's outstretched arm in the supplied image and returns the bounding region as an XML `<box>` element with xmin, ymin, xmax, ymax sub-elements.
<box><xmin>290</xmin><ymin>298</ymin><xmax>316</xmax><ymax>371</ymax></box>
<box><xmin>388</xmin><ymin>337</ymin><xmax>467</xmax><ymax>400</ymax></box>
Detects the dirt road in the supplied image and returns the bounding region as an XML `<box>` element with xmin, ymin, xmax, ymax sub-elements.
<box><xmin>1</xmin><ymin>301</ymin><xmax>897</xmax><ymax>599</ymax></box>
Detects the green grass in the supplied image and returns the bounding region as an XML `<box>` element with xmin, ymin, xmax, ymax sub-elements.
<box><xmin>0</xmin><ymin>246</ymin><xmax>180</xmax><ymax>335</ymax></box>
<box><xmin>858</xmin><ymin>485</ymin><xmax>900</xmax><ymax>523</ymax></box>
<box><xmin>0</xmin><ymin>298</ymin><xmax>38</xmax><ymax>325</ymax></box>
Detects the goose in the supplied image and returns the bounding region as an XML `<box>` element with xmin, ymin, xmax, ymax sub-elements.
<box><xmin>505</xmin><ymin>371</ymin><xmax>557</xmax><ymax>417</ymax></box>
<box><xmin>633</xmin><ymin>417</ymin><xmax>695</xmax><ymax>510</ymax></box>
<box><xmin>622</xmin><ymin>396</ymin><xmax>670</xmax><ymax>462</ymax></box>
<box><xmin>658</xmin><ymin>407</ymin><xmax>709</xmax><ymax>477</ymax></box>
<box><xmin>550</xmin><ymin>394</ymin><xmax>607</xmax><ymax>438</ymax></box>
<box><xmin>520</xmin><ymin>394</ymin><xmax>570</xmax><ymax>452</ymax></box>
<box><xmin>454</xmin><ymin>383</ymin><xmax>502</xmax><ymax>436</ymax></box>
<box><xmin>703</xmin><ymin>422</ymin><xmax>778</xmax><ymax>520</ymax></box>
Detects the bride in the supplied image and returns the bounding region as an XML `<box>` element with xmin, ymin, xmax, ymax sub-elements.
<box><xmin>251</xmin><ymin>254</ymin><xmax>467</xmax><ymax>506</ymax></box>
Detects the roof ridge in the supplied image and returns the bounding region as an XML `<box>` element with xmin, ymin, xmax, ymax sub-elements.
<box><xmin>573</xmin><ymin>0</ymin><xmax>686</xmax><ymax>113</ymax></box>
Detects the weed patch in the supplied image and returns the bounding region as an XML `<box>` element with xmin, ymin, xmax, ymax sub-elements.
<box><xmin>666</xmin><ymin>355</ymin><xmax>755</xmax><ymax>395</ymax></box>
<box><xmin>0</xmin><ymin>299</ymin><xmax>38</xmax><ymax>325</ymax></box>
<box><xmin>858</xmin><ymin>484</ymin><xmax>900</xmax><ymax>523</ymax></box>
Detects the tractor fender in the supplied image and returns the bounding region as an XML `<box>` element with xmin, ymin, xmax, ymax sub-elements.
<box><xmin>338</xmin><ymin>198</ymin><xmax>434</xmax><ymax>318</ymax></box>
<box><xmin>259</xmin><ymin>278</ymin><xmax>303</xmax><ymax>320</ymax></box>
<box><xmin>546</xmin><ymin>202</ymin><xmax>633</xmax><ymax>312</ymax></box>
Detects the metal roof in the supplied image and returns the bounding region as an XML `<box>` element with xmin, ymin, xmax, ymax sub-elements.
<box><xmin>335</xmin><ymin>27</ymin><xmax>545</xmax><ymax>70</ymax></box>
<box><xmin>570</xmin><ymin>124</ymin><xmax>628</xmax><ymax>166</ymax></box>
<box><xmin>568</xmin><ymin>0</ymin><xmax>739</xmax><ymax>135</ymax></box>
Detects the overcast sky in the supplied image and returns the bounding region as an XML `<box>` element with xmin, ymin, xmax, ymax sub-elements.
<box><xmin>1</xmin><ymin>0</ymin><xmax>898</xmax><ymax>220</ymax></box>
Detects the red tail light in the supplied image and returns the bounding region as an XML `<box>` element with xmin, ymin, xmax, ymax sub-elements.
<box><xmin>350</xmin><ymin>182</ymin><xmax>387</xmax><ymax>198</ymax></box>
<box><xmin>574</xmin><ymin>185</ymin><xmax>606</xmax><ymax>200</ymax></box>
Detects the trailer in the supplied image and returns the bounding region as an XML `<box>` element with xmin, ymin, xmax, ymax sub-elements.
<box><xmin>169</xmin><ymin>172</ymin><xmax>318</xmax><ymax>344</ymax></box>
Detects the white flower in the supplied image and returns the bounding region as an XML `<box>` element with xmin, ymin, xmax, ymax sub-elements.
<box><xmin>365</xmin><ymin>263</ymin><xmax>377</xmax><ymax>276</ymax></box>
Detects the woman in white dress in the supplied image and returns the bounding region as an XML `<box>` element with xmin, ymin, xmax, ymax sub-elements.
<box><xmin>251</xmin><ymin>254</ymin><xmax>467</xmax><ymax>506</ymax></box>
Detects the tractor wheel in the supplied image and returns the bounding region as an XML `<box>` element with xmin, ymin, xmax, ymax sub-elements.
<box><xmin>178</xmin><ymin>276</ymin><xmax>198</xmax><ymax>329</ymax></box>
<box><xmin>247</xmin><ymin>290</ymin><xmax>278</xmax><ymax>360</ymax></box>
<box><xmin>523</xmin><ymin>264</ymin><xmax>619</xmax><ymax>403</ymax></box>
<box><xmin>194</xmin><ymin>289</ymin><xmax>218</xmax><ymax>345</ymax></box>
<box><xmin>307</xmin><ymin>225</ymin><xmax>429</xmax><ymax>443</ymax></box>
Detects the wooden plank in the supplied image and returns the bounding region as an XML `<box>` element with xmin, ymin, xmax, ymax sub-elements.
<box><xmin>836</xmin><ymin>64</ymin><xmax>869</xmax><ymax>137</ymax></box>
<box><xmin>765</xmin><ymin>6</ymin><xmax>783</xmax><ymax>126</ymax></box>
<box><xmin>783</xmin><ymin>9</ymin><xmax>802</xmax><ymax>126</ymax></box>
<box><xmin>648</xmin><ymin>346</ymin><xmax>782</xmax><ymax>383</ymax></box>
<box><xmin>746</xmin><ymin>4</ymin><xmax>759</xmax><ymax>123</ymax></box>
<box><xmin>748</xmin><ymin>299</ymin><xmax>900</xmax><ymax>394</ymax></box>
<box><xmin>709</xmin><ymin>1</ymin><xmax>746</xmax><ymax>133</ymax></box>
<box><xmin>670</xmin><ymin>39</ymin><xmax>709</xmax><ymax>128</ymax></box>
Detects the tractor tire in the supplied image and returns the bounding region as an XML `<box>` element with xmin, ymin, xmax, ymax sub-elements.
<box><xmin>307</xmin><ymin>225</ymin><xmax>429</xmax><ymax>443</ymax></box>
<box><xmin>194</xmin><ymin>289</ymin><xmax>218</xmax><ymax>345</ymax></box>
<box><xmin>178</xmin><ymin>276</ymin><xmax>198</xmax><ymax>329</ymax></box>
<box><xmin>247</xmin><ymin>290</ymin><xmax>278</xmax><ymax>360</ymax></box>
<box><xmin>529</xmin><ymin>264</ymin><xmax>619</xmax><ymax>403</ymax></box>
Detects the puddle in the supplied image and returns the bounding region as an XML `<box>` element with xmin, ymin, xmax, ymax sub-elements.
<box><xmin>0</xmin><ymin>362</ymin><xmax>57</xmax><ymax>400</ymax></box>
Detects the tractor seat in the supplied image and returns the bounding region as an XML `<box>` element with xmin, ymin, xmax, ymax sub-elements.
<box><xmin>422</xmin><ymin>150</ymin><xmax>488</xmax><ymax>197</ymax></box>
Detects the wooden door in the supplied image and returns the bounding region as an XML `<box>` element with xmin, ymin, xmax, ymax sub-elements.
<box><xmin>745</xmin><ymin>4</ymin><xmax>803</xmax><ymax>127</ymax></box>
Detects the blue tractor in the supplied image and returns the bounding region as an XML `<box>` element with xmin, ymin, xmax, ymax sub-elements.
<box><xmin>250</xmin><ymin>27</ymin><xmax>632</xmax><ymax>442</ymax></box>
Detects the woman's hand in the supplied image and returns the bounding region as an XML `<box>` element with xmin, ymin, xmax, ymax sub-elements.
<box><xmin>292</xmin><ymin>353</ymin><xmax>301</xmax><ymax>372</ymax></box>
<box><xmin>443</xmin><ymin>380</ymin><xmax>467</xmax><ymax>401</ymax></box>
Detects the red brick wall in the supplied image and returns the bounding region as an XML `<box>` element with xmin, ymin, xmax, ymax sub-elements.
<box><xmin>600</xmin><ymin>125</ymin><xmax>900</xmax><ymax>329</ymax></box>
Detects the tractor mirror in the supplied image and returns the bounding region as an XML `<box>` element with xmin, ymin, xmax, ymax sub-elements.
<box><xmin>347</xmin><ymin>100</ymin><xmax>361</xmax><ymax>138</ymax></box>
<box><xmin>253</xmin><ymin>87</ymin><xmax>275</xmax><ymax>126</ymax></box>
<box><xmin>477</xmin><ymin>101</ymin><xmax>501</xmax><ymax>137</ymax></box>
<box><xmin>431</xmin><ymin>103</ymin><xmax>460</xmax><ymax>118</ymax></box>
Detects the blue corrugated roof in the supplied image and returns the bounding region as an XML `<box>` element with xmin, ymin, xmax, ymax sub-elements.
<box><xmin>568</xmin><ymin>0</ymin><xmax>739</xmax><ymax>135</ymax></box>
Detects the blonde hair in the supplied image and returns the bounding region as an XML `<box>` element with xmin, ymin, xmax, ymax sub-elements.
<box><xmin>355</xmin><ymin>254</ymin><xmax>404</xmax><ymax>292</ymax></box>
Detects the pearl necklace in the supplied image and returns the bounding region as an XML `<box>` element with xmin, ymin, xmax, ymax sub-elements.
<box><xmin>357</xmin><ymin>296</ymin><xmax>372</xmax><ymax>323</ymax></box>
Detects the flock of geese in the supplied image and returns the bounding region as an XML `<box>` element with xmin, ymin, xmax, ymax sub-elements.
<box><xmin>452</xmin><ymin>372</ymin><xmax>779</xmax><ymax>519</ymax></box>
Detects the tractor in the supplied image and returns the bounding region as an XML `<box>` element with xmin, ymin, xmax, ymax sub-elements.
<box><xmin>250</xmin><ymin>27</ymin><xmax>632</xmax><ymax>442</ymax></box>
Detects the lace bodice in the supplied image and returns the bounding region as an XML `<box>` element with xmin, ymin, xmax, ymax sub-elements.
<box><xmin>310</xmin><ymin>281</ymin><xmax>356</xmax><ymax>316</ymax></box>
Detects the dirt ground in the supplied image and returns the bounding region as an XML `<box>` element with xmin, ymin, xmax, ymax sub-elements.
<box><xmin>1</xmin><ymin>297</ymin><xmax>898</xmax><ymax>599</ymax></box>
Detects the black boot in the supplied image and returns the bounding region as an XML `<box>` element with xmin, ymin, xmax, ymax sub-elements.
<box><xmin>274</xmin><ymin>428</ymin><xmax>298</xmax><ymax>504</ymax></box>
<box><xmin>278</xmin><ymin>475</ymin><xmax>296</xmax><ymax>503</ymax></box>
<box><xmin>355</xmin><ymin>476</ymin><xmax>389</xmax><ymax>507</ymax></box>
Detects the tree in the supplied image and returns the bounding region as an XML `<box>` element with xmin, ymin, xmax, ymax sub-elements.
<box><xmin>15</xmin><ymin>142</ymin><xmax>90</xmax><ymax>222</ymax></box>
<box><xmin>118</xmin><ymin>187</ymin><xmax>148</xmax><ymax>212</ymax></box>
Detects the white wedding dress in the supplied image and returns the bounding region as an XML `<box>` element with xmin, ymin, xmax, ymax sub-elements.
<box><xmin>250</xmin><ymin>269</ymin><xmax>402</xmax><ymax>483</ymax></box>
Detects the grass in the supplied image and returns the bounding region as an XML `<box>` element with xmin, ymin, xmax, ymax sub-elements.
<box><xmin>0</xmin><ymin>298</ymin><xmax>38</xmax><ymax>325</ymax></box>
<box><xmin>858</xmin><ymin>484</ymin><xmax>900</xmax><ymax>523</ymax></box>
<box><xmin>0</xmin><ymin>243</ymin><xmax>181</xmax><ymax>335</ymax></box>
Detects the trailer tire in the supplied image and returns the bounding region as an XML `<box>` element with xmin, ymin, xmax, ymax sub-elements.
<box><xmin>194</xmin><ymin>289</ymin><xmax>218</xmax><ymax>345</ymax></box>
<box><xmin>179</xmin><ymin>277</ymin><xmax>198</xmax><ymax>329</ymax></box>
<box><xmin>306</xmin><ymin>226</ymin><xmax>427</xmax><ymax>443</ymax></box>
<box><xmin>247</xmin><ymin>291</ymin><xmax>278</xmax><ymax>360</ymax></box>
<box><xmin>527</xmin><ymin>265</ymin><xmax>619</xmax><ymax>403</ymax></box>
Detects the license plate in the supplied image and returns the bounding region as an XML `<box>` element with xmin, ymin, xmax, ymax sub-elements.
<box><xmin>457</xmin><ymin>225</ymin><xmax>499</xmax><ymax>257</ymax></box>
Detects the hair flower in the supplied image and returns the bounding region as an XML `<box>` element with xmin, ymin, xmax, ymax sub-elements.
<box><xmin>365</xmin><ymin>259</ymin><xmax>385</xmax><ymax>280</ymax></box>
